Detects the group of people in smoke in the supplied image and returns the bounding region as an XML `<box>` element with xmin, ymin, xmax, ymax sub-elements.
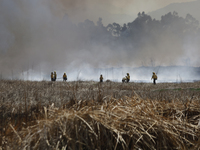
<box><xmin>51</xmin><ymin>72</ymin><xmax>157</xmax><ymax>84</ymax></box>
<box><xmin>100</xmin><ymin>72</ymin><xmax>157</xmax><ymax>84</ymax></box>
<box><xmin>51</xmin><ymin>71</ymin><xmax>57</xmax><ymax>81</ymax></box>
<box><xmin>51</xmin><ymin>71</ymin><xmax>67</xmax><ymax>81</ymax></box>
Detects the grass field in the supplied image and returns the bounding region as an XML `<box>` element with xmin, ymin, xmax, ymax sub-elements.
<box><xmin>0</xmin><ymin>80</ymin><xmax>200</xmax><ymax>149</ymax></box>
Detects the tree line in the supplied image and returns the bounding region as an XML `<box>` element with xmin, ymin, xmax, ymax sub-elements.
<box><xmin>73</xmin><ymin>11</ymin><xmax>200</xmax><ymax>56</ymax></box>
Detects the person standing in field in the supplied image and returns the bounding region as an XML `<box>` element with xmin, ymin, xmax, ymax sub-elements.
<box><xmin>51</xmin><ymin>72</ymin><xmax>54</xmax><ymax>81</ymax></box>
<box><xmin>63</xmin><ymin>73</ymin><xmax>67</xmax><ymax>81</ymax></box>
<box><xmin>100</xmin><ymin>74</ymin><xmax>103</xmax><ymax>82</ymax></box>
<box><xmin>54</xmin><ymin>71</ymin><xmax>57</xmax><ymax>81</ymax></box>
<box><xmin>126</xmin><ymin>73</ymin><xmax>130</xmax><ymax>83</ymax></box>
<box><xmin>151</xmin><ymin>72</ymin><xmax>157</xmax><ymax>84</ymax></box>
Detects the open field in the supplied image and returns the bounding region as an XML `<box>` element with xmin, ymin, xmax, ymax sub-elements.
<box><xmin>0</xmin><ymin>80</ymin><xmax>200</xmax><ymax>149</ymax></box>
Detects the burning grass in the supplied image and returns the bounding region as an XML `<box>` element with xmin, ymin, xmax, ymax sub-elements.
<box><xmin>0</xmin><ymin>80</ymin><xmax>200</xmax><ymax>149</ymax></box>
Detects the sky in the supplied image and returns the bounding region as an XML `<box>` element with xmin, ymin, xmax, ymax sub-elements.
<box><xmin>57</xmin><ymin>0</ymin><xmax>195</xmax><ymax>24</ymax></box>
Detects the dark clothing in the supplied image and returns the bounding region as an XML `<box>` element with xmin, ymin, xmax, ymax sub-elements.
<box><xmin>122</xmin><ymin>77</ymin><xmax>126</xmax><ymax>83</ymax></box>
<box><xmin>152</xmin><ymin>73</ymin><xmax>157</xmax><ymax>84</ymax></box>
<box><xmin>51</xmin><ymin>73</ymin><xmax>54</xmax><ymax>81</ymax></box>
<box><xmin>153</xmin><ymin>79</ymin><xmax>156</xmax><ymax>84</ymax></box>
<box><xmin>126</xmin><ymin>74</ymin><xmax>130</xmax><ymax>83</ymax></box>
<box><xmin>54</xmin><ymin>72</ymin><xmax>57</xmax><ymax>81</ymax></box>
<box><xmin>63</xmin><ymin>77</ymin><xmax>67</xmax><ymax>81</ymax></box>
<box><xmin>100</xmin><ymin>75</ymin><xmax>103</xmax><ymax>82</ymax></box>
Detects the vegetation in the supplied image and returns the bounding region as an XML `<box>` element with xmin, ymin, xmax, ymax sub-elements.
<box><xmin>76</xmin><ymin>12</ymin><xmax>200</xmax><ymax>61</ymax></box>
<box><xmin>0</xmin><ymin>80</ymin><xmax>200</xmax><ymax>149</ymax></box>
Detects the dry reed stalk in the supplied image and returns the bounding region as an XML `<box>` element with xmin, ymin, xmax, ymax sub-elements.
<box><xmin>8</xmin><ymin>95</ymin><xmax>199</xmax><ymax>149</ymax></box>
<box><xmin>1</xmin><ymin>80</ymin><xmax>200</xmax><ymax>149</ymax></box>
<box><xmin>9</xmin><ymin>124</ymin><xmax>21</xmax><ymax>144</ymax></box>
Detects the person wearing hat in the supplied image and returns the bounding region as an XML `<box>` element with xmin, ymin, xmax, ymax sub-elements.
<box><xmin>54</xmin><ymin>71</ymin><xmax>57</xmax><ymax>81</ymax></box>
<box><xmin>126</xmin><ymin>73</ymin><xmax>130</xmax><ymax>83</ymax></box>
<box><xmin>51</xmin><ymin>72</ymin><xmax>54</xmax><ymax>81</ymax></box>
<box><xmin>63</xmin><ymin>73</ymin><xmax>67</xmax><ymax>81</ymax></box>
<box><xmin>99</xmin><ymin>74</ymin><xmax>103</xmax><ymax>82</ymax></box>
<box><xmin>151</xmin><ymin>72</ymin><xmax>157</xmax><ymax>84</ymax></box>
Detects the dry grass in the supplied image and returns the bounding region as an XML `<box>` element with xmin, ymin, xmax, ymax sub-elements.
<box><xmin>0</xmin><ymin>80</ymin><xmax>200</xmax><ymax>149</ymax></box>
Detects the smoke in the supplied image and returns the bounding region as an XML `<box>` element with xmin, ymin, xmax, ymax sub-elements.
<box><xmin>56</xmin><ymin>0</ymin><xmax>195</xmax><ymax>24</ymax></box>
<box><xmin>0</xmin><ymin>0</ymin><xmax>114</xmax><ymax>80</ymax></box>
<box><xmin>0</xmin><ymin>0</ymin><xmax>199</xmax><ymax>81</ymax></box>
<box><xmin>0</xmin><ymin>0</ymin><xmax>77</xmax><ymax>75</ymax></box>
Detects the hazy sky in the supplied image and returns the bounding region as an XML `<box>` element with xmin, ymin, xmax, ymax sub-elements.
<box><xmin>57</xmin><ymin>0</ymin><xmax>195</xmax><ymax>24</ymax></box>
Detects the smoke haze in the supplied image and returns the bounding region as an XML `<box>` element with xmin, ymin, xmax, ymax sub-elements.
<box><xmin>57</xmin><ymin>0</ymin><xmax>195</xmax><ymax>24</ymax></box>
<box><xmin>0</xmin><ymin>0</ymin><xmax>200</xmax><ymax>81</ymax></box>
